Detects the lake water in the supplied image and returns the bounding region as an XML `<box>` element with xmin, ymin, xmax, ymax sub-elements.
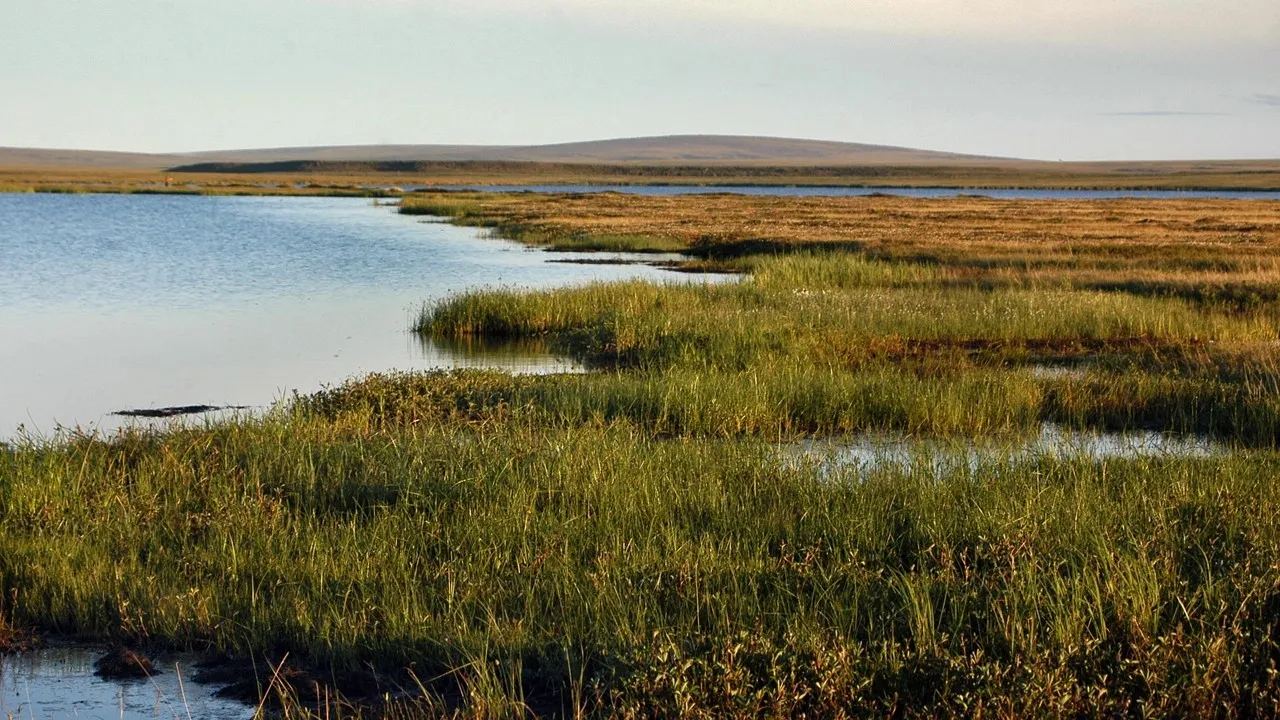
<box><xmin>0</xmin><ymin>647</ymin><xmax>251</xmax><ymax>720</ymax></box>
<box><xmin>0</xmin><ymin>194</ymin><xmax>711</xmax><ymax>439</ymax></box>
<box><xmin>442</xmin><ymin>184</ymin><xmax>1280</xmax><ymax>200</ymax></box>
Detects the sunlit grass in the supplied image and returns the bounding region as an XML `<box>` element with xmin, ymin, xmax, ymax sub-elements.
<box><xmin>419</xmin><ymin>267</ymin><xmax>1273</xmax><ymax>372</ymax></box>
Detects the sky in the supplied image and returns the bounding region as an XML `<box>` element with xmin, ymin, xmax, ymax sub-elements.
<box><xmin>1</xmin><ymin>0</ymin><xmax>1278</xmax><ymax>160</ymax></box>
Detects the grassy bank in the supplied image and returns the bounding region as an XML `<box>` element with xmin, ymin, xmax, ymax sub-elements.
<box><xmin>419</xmin><ymin>279</ymin><xmax>1271</xmax><ymax>364</ymax></box>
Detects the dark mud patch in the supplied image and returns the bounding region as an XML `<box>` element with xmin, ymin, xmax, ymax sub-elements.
<box><xmin>197</xmin><ymin>655</ymin><xmax>409</xmax><ymax>708</ymax></box>
<box><xmin>854</xmin><ymin>336</ymin><xmax>1204</xmax><ymax>364</ymax></box>
<box><xmin>548</xmin><ymin>257</ymin><xmax>687</xmax><ymax>269</ymax></box>
<box><xmin>547</xmin><ymin>257</ymin><xmax>740</xmax><ymax>274</ymax></box>
<box><xmin>549</xmin><ymin>257</ymin><xmax>658</xmax><ymax>265</ymax></box>
<box><xmin>199</xmin><ymin>654</ymin><xmax>570</xmax><ymax>718</ymax></box>
<box><xmin>94</xmin><ymin>646</ymin><xmax>160</xmax><ymax>678</ymax></box>
<box><xmin>112</xmin><ymin>404</ymin><xmax>250</xmax><ymax>418</ymax></box>
<box><xmin>0</xmin><ymin>624</ymin><xmax>35</xmax><ymax>653</ymax></box>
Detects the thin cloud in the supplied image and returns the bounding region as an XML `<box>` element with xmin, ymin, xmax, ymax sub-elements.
<box><xmin>1251</xmin><ymin>94</ymin><xmax>1280</xmax><ymax>107</ymax></box>
<box><xmin>446</xmin><ymin>0</ymin><xmax>1279</xmax><ymax>46</ymax></box>
<box><xmin>1103</xmin><ymin>111</ymin><xmax>1230</xmax><ymax>117</ymax></box>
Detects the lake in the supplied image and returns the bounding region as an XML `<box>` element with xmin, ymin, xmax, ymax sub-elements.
<box><xmin>0</xmin><ymin>194</ymin><xmax>709</xmax><ymax>439</ymax></box>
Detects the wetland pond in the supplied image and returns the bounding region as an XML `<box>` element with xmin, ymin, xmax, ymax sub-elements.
<box><xmin>0</xmin><ymin>193</ymin><xmax>707</xmax><ymax>439</ymax></box>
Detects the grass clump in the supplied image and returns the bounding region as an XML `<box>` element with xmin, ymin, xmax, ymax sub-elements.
<box><xmin>420</xmin><ymin>275</ymin><xmax>1271</xmax><ymax>371</ymax></box>
<box><xmin>303</xmin><ymin>368</ymin><xmax>1045</xmax><ymax>438</ymax></box>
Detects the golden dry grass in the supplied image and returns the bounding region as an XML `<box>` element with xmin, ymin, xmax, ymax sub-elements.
<box><xmin>404</xmin><ymin>192</ymin><xmax>1280</xmax><ymax>295</ymax></box>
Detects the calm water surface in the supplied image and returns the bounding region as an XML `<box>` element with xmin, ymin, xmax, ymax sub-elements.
<box><xmin>0</xmin><ymin>194</ymin><xmax>707</xmax><ymax>439</ymax></box>
<box><xmin>441</xmin><ymin>184</ymin><xmax>1280</xmax><ymax>200</ymax></box>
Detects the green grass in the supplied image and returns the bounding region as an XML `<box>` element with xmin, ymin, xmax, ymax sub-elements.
<box><xmin>302</xmin><ymin>368</ymin><xmax>1045</xmax><ymax>438</ymax></box>
<box><xmin>301</xmin><ymin>360</ymin><xmax>1280</xmax><ymax>448</ymax></box>
<box><xmin>424</xmin><ymin>282</ymin><xmax>1270</xmax><ymax>366</ymax></box>
<box><xmin>3</xmin><ymin>409</ymin><xmax>1280</xmax><ymax>716</ymax></box>
<box><xmin>512</xmin><ymin>231</ymin><xmax>688</xmax><ymax>254</ymax></box>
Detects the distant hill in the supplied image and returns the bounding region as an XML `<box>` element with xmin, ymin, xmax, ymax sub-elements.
<box><xmin>8</xmin><ymin>138</ymin><xmax>1278</xmax><ymax>186</ymax></box>
<box><xmin>1</xmin><ymin>135</ymin><xmax>1005</xmax><ymax>169</ymax></box>
<box><xmin>0</xmin><ymin>147</ymin><xmax>186</xmax><ymax>168</ymax></box>
<box><xmin>178</xmin><ymin>135</ymin><xmax>1004</xmax><ymax>166</ymax></box>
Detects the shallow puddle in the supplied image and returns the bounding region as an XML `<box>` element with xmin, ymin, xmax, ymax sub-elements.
<box><xmin>0</xmin><ymin>647</ymin><xmax>251</xmax><ymax>720</ymax></box>
<box><xmin>786</xmin><ymin>423</ymin><xmax>1222</xmax><ymax>477</ymax></box>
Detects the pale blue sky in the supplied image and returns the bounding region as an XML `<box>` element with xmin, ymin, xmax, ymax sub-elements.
<box><xmin>2</xmin><ymin>0</ymin><xmax>1278</xmax><ymax>160</ymax></box>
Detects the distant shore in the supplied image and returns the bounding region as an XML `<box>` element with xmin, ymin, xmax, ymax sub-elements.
<box><xmin>4</xmin><ymin>149</ymin><xmax>1280</xmax><ymax>195</ymax></box>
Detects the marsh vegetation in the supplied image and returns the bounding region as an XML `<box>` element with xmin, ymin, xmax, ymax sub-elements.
<box><xmin>4</xmin><ymin>192</ymin><xmax>1280</xmax><ymax>716</ymax></box>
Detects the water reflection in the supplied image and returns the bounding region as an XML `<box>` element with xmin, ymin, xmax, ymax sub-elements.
<box><xmin>0</xmin><ymin>647</ymin><xmax>251</xmax><ymax>720</ymax></box>
<box><xmin>418</xmin><ymin>336</ymin><xmax>582</xmax><ymax>374</ymax></box>
<box><xmin>785</xmin><ymin>423</ymin><xmax>1221</xmax><ymax>478</ymax></box>
<box><xmin>15</xmin><ymin>337</ymin><xmax>579</xmax><ymax>441</ymax></box>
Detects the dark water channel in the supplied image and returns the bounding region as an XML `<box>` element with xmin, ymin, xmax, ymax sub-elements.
<box><xmin>0</xmin><ymin>194</ymin><xmax>719</xmax><ymax>439</ymax></box>
<box><xmin>440</xmin><ymin>184</ymin><xmax>1280</xmax><ymax>200</ymax></box>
